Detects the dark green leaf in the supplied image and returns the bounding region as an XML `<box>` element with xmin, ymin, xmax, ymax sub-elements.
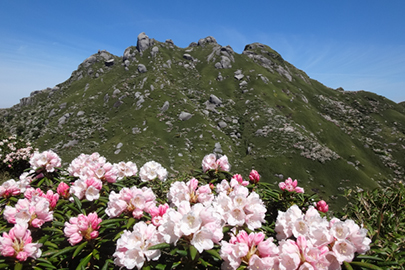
<box><xmin>49</xmin><ymin>245</ymin><xmax>77</xmax><ymax>258</ymax></box>
<box><xmin>125</xmin><ymin>217</ymin><xmax>136</xmax><ymax>229</ymax></box>
<box><xmin>205</xmin><ymin>249</ymin><xmax>221</xmax><ymax>260</ymax></box>
<box><xmin>44</xmin><ymin>241</ymin><xmax>59</xmax><ymax>249</ymax></box>
<box><xmin>75</xmin><ymin>253</ymin><xmax>92</xmax><ymax>270</ymax></box>
<box><xmin>148</xmin><ymin>243</ymin><xmax>171</xmax><ymax>250</ymax></box>
<box><xmin>350</xmin><ymin>261</ymin><xmax>383</xmax><ymax>270</ymax></box>
<box><xmin>343</xmin><ymin>261</ymin><xmax>353</xmax><ymax>270</ymax></box>
<box><xmin>189</xmin><ymin>245</ymin><xmax>198</xmax><ymax>261</ymax></box>
<box><xmin>72</xmin><ymin>242</ymin><xmax>88</xmax><ymax>258</ymax></box>
<box><xmin>14</xmin><ymin>263</ymin><xmax>23</xmax><ymax>270</ymax></box>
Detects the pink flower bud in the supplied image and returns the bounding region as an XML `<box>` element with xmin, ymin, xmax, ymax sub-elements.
<box><xmin>316</xmin><ymin>200</ymin><xmax>329</xmax><ymax>213</ymax></box>
<box><xmin>249</xmin><ymin>170</ymin><xmax>260</xmax><ymax>183</ymax></box>
<box><xmin>57</xmin><ymin>182</ymin><xmax>70</xmax><ymax>199</ymax></box>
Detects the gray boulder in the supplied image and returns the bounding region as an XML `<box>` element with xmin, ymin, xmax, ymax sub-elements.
<box><xmin>198</xmin><ymin>36</ymin><xmax>217</xmax><ymax>46</ymax></box>
<box><xmin>183</xmin><ymin>54</ymin><xmax>194</xmax><ymax>61</ymax></box>
<box><xmin>215</xmin><ymin>55</ymin><xmax>232</xmax><ymax>69</ymax></box>
<box><xmin>82</xmin><ymin>55</ymin><xmax>97</xmax><ymax>68</ymax></box>
<box><xmin>179</xmin><ymin>112</ymin><xmax>193</xmax><ymax>121</ymax></box>
<box><xmin>218</xmin><ymin>121</ymin><xmax>227</xmax><ymax>128</ymax></box>
<box><xmin>123</xmin><ymin>46</ymin><xmax>137</xmax><ymax>61</ymax></box>
<box><xmin>160</xmin><ymin>101</ymin><xmax>170</xmax><ymax>112</ymax></box>
<box><xmin>151</xmin><ymin>46</ymin><xmax>159</xmax><ymax>57</ymax></box>
<box><xmin>77</xmin><ymin>111</ymin><xmax>85</xmax><ymax>116</ymax></box>
<box><xmin>113</xmin><ymin>89</ymin><xmax>121</xmax><ymax>96</ymax></box>
<box><xmin>62</xmin><ymin>140</ymin><xmax>79</xmax><ymax>149</ymax></box>
<box><xmin>138</xmin><ymin>64</ymin><xmax>147</xmax><ymax>73</ymax></box>
<box><xmin>137</xmin><ymin>32</ymin><xmax>150</xmax><ymax>52</ymax></box>
<box><xmin>58</xmin><ymin>113</ymin><xmax>71</xmax><ymax>125</ymax></box>
<box><xmin>165</xmin><ymin>39</ymin><xmax>174</xmax><ymax>45</ymax></box>
<box><xmin>209</xmin><ymin>94</ymin><xmax>222</xmax><ymax>105</ymax></box>
<box><xmin>105</xmin><ymin>59</ymin><xmax>114</xmax><ymax>67</ymax></box>
<box><xmin>113</xmin><ymin>101</ymin><xmax>123</xmax><ymax>108</ymax></box>
<box><xmin>48</xmin><ymin>109</ymin><xmax>56</xmax><ymax>118</ymax></box>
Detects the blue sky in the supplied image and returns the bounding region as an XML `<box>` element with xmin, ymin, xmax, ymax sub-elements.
<box><xmin>1</xmin><ymin>0</ymin><xmax>404</xmax><ymax>108</ymax></box>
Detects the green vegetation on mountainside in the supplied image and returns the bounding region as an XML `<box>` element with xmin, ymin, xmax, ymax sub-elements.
<box><xmin>1</xmin><ymin>35</ymin><xmax>404</xmax><ymax>209</ymax></box>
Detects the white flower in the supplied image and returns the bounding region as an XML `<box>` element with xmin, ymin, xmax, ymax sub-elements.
<box><xmin>113</xmin><ymin>222</ymin><xmax>162</xmax><ymax>270</ymax></box>
<box><xmin>139</xmin><ymin>161</ymin><xmax>168</xmax><ymax>182</ymax></box>
<box><xmin>332</xmin><ymin>239</ymin><xmax>356</xmax><ymax>263</ymax></box>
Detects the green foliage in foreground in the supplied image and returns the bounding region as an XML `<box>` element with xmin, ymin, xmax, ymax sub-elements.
<box><xmin>341</xmin><ymin>183</ymin><xmax>405</xmax><ymax>269</ymax></box>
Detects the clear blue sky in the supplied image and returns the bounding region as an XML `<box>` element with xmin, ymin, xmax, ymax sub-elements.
<box><xmin>1</xmin><ymin>0</ymin><xmax>404</xmax><ymax>108</ymax></box>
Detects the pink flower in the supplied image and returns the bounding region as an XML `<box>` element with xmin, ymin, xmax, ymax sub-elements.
<box><xmin>220</xmin><ymin>230</ymin><xmax>277</xmax><ymax>269</ymax></box>
<box><xmin>64</xmin><ymin>212</ymin><xmax>102</xmax><ymax>246</ymax></box>
<box><xmin>202</xmin><ymin>154</ymin><xmax>217</xmax><ymax>172</ymax></box>
<box><xmin>249</xmin><ymin>169</ymin><xmax>260</xmax><ymax>184</ymax></box>
<box><xmin>115</xmin><ymin>161</ymin><xmax>138</xmax><ymax>180</ymax></box>
<box><xmin>316</xmin><ymin>200</ymin><xmax>329</xmax><ymax>213</ymax></box>
<box><xmin>232</xmin><ymin>174</ymin><xmax>249</xmax><ymax>186</ymax></box>
<box><xmin>139</xmin><ymin>161</ymin><xmax>168</xmax><ymax>182</ymax></box>
<box><xmin>70</xmin><ymin>178</ymin><xmax>102</xmax><ymax>201</ymax></box>
<box><xmin>149</xmin><ymin>203</ymin><xmax>169</xmax><ymax>226</ymax></box>
<box><xmin>216</xmin><ymin>155</ymin><xmax>230</xmax><ymax>171</ymax></box>
<box><xmin>201</xmin><ymin>154</ymin><xmax>231</xmax><ymax>172</ymax></box>
<box><xmin>105</xmin><ymin>186</ymin><xmax>156</xmax><ymax>219</ymax></box>
<box><xmin>0</xmin><ymin>223</ymin><xmax>42</xmax><ymax>261</ymax></box>
<box><xmin>29</xmin><ymin>150</ymin><xmax>61</xmax><ymax>172</ymax></box>
<box><xmin>113</xmin><ymin>221</ymin><xmax>163</xmax><ymax>269</ymax></box>
<box><xmin>57</xmin><ymin>182</ymin><xmax>70</xmax><ymax>199</ymax></box>
<box><xmin>279</xmin><ymin>178</ymin><xmax>305</xmax><ymax>193</ymax></box>
<box><xmin>0</xmin><ymin>179</ymin><xmax>21</xmax><ymax>198</ymax></box>
<box><xmin>4</xmin><ymin>197</ymin><xmax>53</xmax><ymax>228</ymax></box>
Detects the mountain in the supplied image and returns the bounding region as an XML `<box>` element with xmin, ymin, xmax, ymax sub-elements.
<box><xmin>1</xmin><ymin>32</ymin><xmax>405</xmax><ymax>206</ymax></box>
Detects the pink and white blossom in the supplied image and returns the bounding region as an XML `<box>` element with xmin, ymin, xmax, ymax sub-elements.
<box><xmin>279</xmin><ymin>178</ymin><xmax>305</xmax><ymax>193</ymax></box>
<box><xmin>115</xmin><ymin>161</ymin><xmax>138</xmax><ymax>180</ymax></box>
<box><xmin>3</xmin><ymin>197</ymin><xmax>53</xmax><ymax>228</ymax></box>
<box><xmin>139</xmin><ymin>161</ymin><xmax>168</xmax><ymax>182</ymax></box>
<box><xmin>201</xmin><ymin>154</ymin><xmax>230</xmax><ymax>172</ymax></box>
<box><xmin>113</xmin><ymin>221</ymin><xmax>163</xmax><ymax>270</ymax></box>
<box><xmin>64</xmin><ymin>212</ymin><xmax>102</xmax><ymax>246</ymax></box>
<box><xmin>30</xmin><ymin>150</ymin><xmax>61</xmax><ymax>172</ymax></box>
<box><xmin>105</xmin><ymin>186</ymin><xmax>156</xmax><ymax>218</ymax></box>
<box><xmin>0</xmin><ymin>179</ymin><xmax>21</xmax><ymax>198</ymax></box>
<box><xmin>0</xmin><ymin>223</ymin><xmax>42</xmax><ymax>261</ymax></box>
<box><xmin>167</xmin><ymin>178</ymin><xmax>214</xmax><ymax>207</ymax></box>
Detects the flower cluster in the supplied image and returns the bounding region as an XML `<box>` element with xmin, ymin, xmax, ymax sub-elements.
<box><xmin>201</xmin><ymin>153</ymin><xmax>230</xmax><ymax>172</ymax></box>
<box><xmin>275</xmin><ymin>204</ymin><xmax>371</xmax><ymax>267</ymax></box>
<box><xmin>113</xmin><ymin>221</ymin><xmax>162</xmax><ymax>269</ymax></box>
<box><xmin>139</xmin><ymin>161</ymin><xmax>168</xmax><ymax>182</ymax></box>
<box><xmin>0</xmin><ymin>149</ymin><xmax>373</xmax><ymax>269</ymax></box>
<box><xmin>64</xmin><ymin>212</ymin><xmax>102</xmax><ymax>246</ymax></box>
<box><xmin>30</xmin><ymin>150</ymin><xmax>61</xmax><ymax>173</ymax></box>
<box><xmin>279</xmin><ymin>177</ymin><xmax>305</xmax><ymax>193</ymax></box>
<box><xmin>213</xmin><ymin>179</ymin><xmax>266</xmax><ymax>230</ymax></box>
<box><xmin>66</xmin><ymin>153</ymin><xmax>146</xmax><ymax>201</ymax></box>
<box><xmin>167</xmin><ymin>178</ymin><xmax>213</xmax><ymax>207</ymax></box>
<box><xmin>106</xmin><ymin>186</ymin><xmax>156</xmax><ymax>218</ymax></box>
<box><xmin>220</xmin><ymin>231</ymin><xmax>278</xmax><ymax>269</ymax></box>
<box><xmin>0</xmin><ymin>223</ymin><xmax>42</xmax><ymax>261</ymax></box>
<box><xmin>158</xmin><ymin>201</ymin><xmax>224</xmax><ymax>253</ymax></box>
<box><xmin>4</xmin><ymin>191</ymin><xmax>54</xmax><ymax>228</ymax></box>
<box><xmin>67</xmin><ymin>152</ymin><xmax>119</xmax><ymax>183</ymax></box>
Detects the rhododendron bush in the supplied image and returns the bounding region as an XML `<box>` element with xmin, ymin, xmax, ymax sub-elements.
<box><xmin>0</xmin><ymin>149</ymin><xmax>388</xmax><ymax>269</ymax></box>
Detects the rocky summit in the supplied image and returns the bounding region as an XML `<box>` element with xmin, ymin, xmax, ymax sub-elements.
<box><xmin>1</xmin><ymin>32</ymin><xmax>405</xmax><ymax>205</ymax></box>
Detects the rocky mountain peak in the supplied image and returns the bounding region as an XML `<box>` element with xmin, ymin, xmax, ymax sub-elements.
<box><xmin>2</xmin><ymin>32</ymin><xmax>405</xmax><ymax>207</ymax></box>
